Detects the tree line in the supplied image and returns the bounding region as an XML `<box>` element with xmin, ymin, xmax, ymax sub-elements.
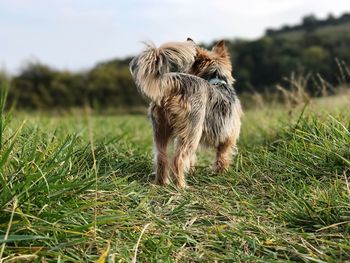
<box><xmin>1</xmin><ymin>13</ymin><xmax>350</xmax><ymax>110</ymax></box>
<box><xmin>266</xmin><ymin>13</ymin><xmax>350</xmax><ymax>36</ymax></box>
<box><xmin>2</xmin><ymin>59</ymin><xmax>145</xmax><ymax>110</ymax></box>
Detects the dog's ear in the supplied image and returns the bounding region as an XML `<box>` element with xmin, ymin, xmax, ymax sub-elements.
<box><xmin>187</xmin><ymin>37</ymin><xmax>196</xmax><ymax>44</ymax></box>
<box><xmin>212</xmin><ymin>40</ymin><xmax>228</xmax><ymax>57</ymax></box>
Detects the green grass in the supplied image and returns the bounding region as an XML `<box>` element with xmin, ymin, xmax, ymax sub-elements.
<box><xmin>0</xmin><ymin>90</ymin><xmax>349</xmax><ymax>262</ymax></box>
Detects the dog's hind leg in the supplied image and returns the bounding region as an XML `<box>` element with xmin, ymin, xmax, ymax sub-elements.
<box><xmin>172</xmin><ymin>129</ymin><xmax>202</xmax><ymax>188</ymax></box>
<box><xmin>215</xmin><ymin>136</ymin><xmax>237</xmax><ymax>173</ymax></box>
<box><xmin>189</xmin><ymin>153</ymin><xmax>197</xmax><ymax>171</ymax></box>
<box><xmin>150</xmin><ymin>105</ymin><xmax>172</xmax><ymax>186</ymax></box>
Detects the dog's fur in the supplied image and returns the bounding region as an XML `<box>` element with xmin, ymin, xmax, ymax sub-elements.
<box><xmin>129</xmin><ymin>39</ymin><xmax>242</xmax><ymax>188</ymax></box>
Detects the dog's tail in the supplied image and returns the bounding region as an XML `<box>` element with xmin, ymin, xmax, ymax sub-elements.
<box><xmin>129</xmin><ymin>41</ymin><xmax>196</xmax><ymax>102</ymax></box>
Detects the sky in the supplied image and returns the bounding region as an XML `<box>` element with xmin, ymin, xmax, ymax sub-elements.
<box><xmin>1</xmin><ymin>0</ymin><xmax>349</xmax><ymax>74</ymax></box>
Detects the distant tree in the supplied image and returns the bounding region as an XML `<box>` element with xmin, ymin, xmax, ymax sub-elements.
<box><xmin>11</xmin><ymin>62</ymin><xmax>56</xmax><ymax>108</ymax></box>
<box><xmin>51</xmin><ymin>71</ymin><xmax>86</xmax><ymax>107</ymax></box>
<box><xmin>266</xmin><ymin>28</ymin><xmax>276</xmax><ymax>36</ymax></box>
<box><xmin>302</xmin><ymin>15</ymin><xmax>318</xmax><ymax>31</ymax></box>
<box><xmin>302</xmin><ymin>46</ymin><xmax>330</xmax><ymax>70</ymax></box>
<box><xmin>87</xmin><ymin>62</ymin><xmax>145</xmax><ymax>109</ymax></box>
<box><xmin>339</xmin><ymin>13</ymin><xmax>350</xmax><ymax>23</ymax></box>
<box><xmin>281</xmin><ymin>25</ymin><xmax>291</xmax><ymax>32</ymax></box>
<box><xmin>326</xmin><ymin>13</ymin><xmax>336</xmax><ymax>24</ymax></box>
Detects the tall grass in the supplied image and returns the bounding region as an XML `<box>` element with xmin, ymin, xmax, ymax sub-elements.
<box><xmin>241</xmin><ymin>60</ymin><xmax>350</xmax><ymax>111</ymax></box>
<box><xmin>0</xmin><ymin>80</ymin><xmax>349</xmax><ymax>262</ymax></box>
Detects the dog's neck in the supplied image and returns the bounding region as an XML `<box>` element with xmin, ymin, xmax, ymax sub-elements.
<box><xmin>208</xmin><ymin>78</ymin><xmax>227</xmax><ymax>85</ymax></box>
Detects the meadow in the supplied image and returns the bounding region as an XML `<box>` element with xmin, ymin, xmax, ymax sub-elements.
<box><xmin>0</xmin><ymin>87</ymin><xmax>349</xmax><ymax>262</ymax></box>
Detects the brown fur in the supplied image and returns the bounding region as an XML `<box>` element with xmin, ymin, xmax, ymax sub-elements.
<box><xmin>130</xmin><ymin>40</ymin><xmax>242</xmax><ymax>188</ymax></box>
<box><xmin>215</xmin><ymin>136</ymin><xmax>237</xmax><ymax>173</ymax></box>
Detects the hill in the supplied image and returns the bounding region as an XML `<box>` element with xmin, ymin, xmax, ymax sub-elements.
<box><xmin>266</xmin><ymin>13</ymin><xmax>350</xmax><ymax>38</ymax></box>
<box><xmin>226</xmin><ymin>13</ymin><xmax>350</xmax><ymax>94</ymax></box>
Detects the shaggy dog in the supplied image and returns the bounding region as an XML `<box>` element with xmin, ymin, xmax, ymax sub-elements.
<box><xmin>129</xmin><ymin>39</ymin><xmax>242</xmax><ymax>188</ymax></box>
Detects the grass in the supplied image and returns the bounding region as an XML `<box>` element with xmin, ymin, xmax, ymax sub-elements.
<box><xmin>0</xmin><ymin>88</ymin><xmax>349</xmax><ymax>262</ymax></box>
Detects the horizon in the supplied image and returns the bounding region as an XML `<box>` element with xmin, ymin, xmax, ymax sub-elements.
<box><xmin>1</xmin><ymin>0</ymin><xmax>349</xmax><ymax>74</ymax></box>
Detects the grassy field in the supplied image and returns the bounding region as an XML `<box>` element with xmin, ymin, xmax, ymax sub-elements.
<box><xmin>0</xmin><ymin>90</ymin><xmax>349</xmax><ymax>262</ymax></box>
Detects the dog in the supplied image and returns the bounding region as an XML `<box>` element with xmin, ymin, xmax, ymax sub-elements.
<box><xmin>129</xmin><ymin>39</ymin><xmax>242</xmax><ymax>188</ymax></box>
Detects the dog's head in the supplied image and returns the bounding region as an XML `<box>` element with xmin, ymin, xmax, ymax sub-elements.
<box><xmin>186</xmin><ymin>38</ymin><xmax>234</xmax><ymax>85</ymax></box>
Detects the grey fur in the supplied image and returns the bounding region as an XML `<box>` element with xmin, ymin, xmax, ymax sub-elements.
<box><xmin>129</xmin><ymin>40</ymin><xmax>242</xmax><ymax>188</ymax></box>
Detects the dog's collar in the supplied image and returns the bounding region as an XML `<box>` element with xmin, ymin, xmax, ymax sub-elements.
<box><xmin>208</xmin><ymin>78</ymin><xmax>227</xmax><ymax>85</ymax></box>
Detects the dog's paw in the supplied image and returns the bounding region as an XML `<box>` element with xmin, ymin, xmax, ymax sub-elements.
<box><xmin>153</xmin><ymin>176</ymin><xmax>170</xmax><ymax>186</ymax></box>
<box><xmin>214</xmin><ymin>162</ymin><xmax>229</xmax><ymax>174</ymax></box>
<box><xmin>175</xmin><ymin>180</ymin><xmax>187</xmax><ymax>189</ymax></box>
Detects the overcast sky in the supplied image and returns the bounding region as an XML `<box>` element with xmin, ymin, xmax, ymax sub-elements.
<box><xmin>1</xmin><ymin>0</ymin><xmax>349</xmax><ymax>74</ymax></box>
